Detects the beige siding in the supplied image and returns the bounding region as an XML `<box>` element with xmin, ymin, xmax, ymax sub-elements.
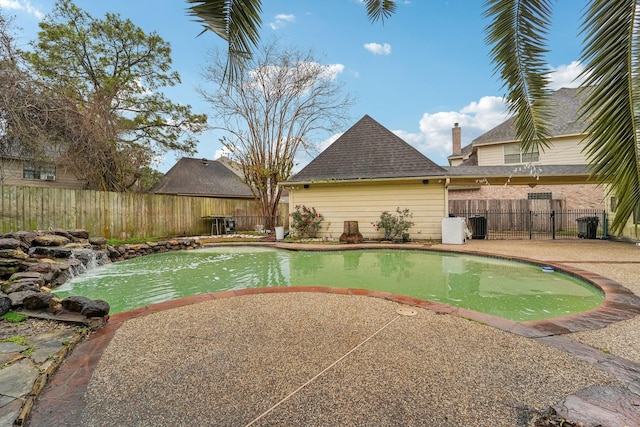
<box><xmin>0</xmin><ymin>159</ymin><xmax>86</xmax><ymax>189</ymax></box>
<box><xmin>538</xmin><ymin>136</ymin><xmax>587</xmax><ymax>164</ymax></box>
<box><xmin>476</xmin><ymin>135</ymin><xmax>587</xmax><ymax>166</ymax></box>
<box><xmin>288</xmin><ymin>180</ymin><xmax>447</xmax><ymax>240</ymax></box>
<box><xmin>477</xmin><ymin>144</ymin><xmax>504</xmax><ymax>165</ymax></box>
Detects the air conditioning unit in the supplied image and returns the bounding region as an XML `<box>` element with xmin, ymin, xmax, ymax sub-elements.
<box><xmin>43</xmin><ymin>174</ymin><xmax>56</xmax><ymax>181</ymax></box>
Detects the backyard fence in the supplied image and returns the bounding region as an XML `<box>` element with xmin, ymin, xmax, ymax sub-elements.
<box><xmin>449</xmin><ymin>207</ymin><xmax>606</xmax><ymax>240</ymax></box>
<box><xmin>0</xmin><ymin>184</ymin><xmax>288</xmax><ymax>239</ymax></box>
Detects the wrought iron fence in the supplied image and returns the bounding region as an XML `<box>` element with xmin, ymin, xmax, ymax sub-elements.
<box><xmin>448</xmin><ymin>209</ymin><xmax>607</xmax><ymax>240</ymax></box>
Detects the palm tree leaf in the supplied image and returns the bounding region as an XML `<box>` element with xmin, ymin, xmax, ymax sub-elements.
<box><xmin>484</xmin><ymin>0</ymin><xmax>553</xmax><ymax>153</ymax></box>
<box><xmin>365</xmin><ymin>0</ymin><xmax>397</xmax><ymax>23</ymax></box>
<box><xmin>187</xmin><ymin>0</ymin><xmax>262</xmax><ymax>81</ymax></box>
<box><xmin>579</xmin><ymin>0</ymin><xmax>640</xmax><ymax>234</ymax></box>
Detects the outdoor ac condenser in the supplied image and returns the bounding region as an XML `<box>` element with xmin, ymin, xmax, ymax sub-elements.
<box><xmin>441</xmin><ymin>217</ymin><xmax>467</xmax><ymax>245</ymax></box>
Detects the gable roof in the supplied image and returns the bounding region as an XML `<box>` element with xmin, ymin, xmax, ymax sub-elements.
<box><xmin>286</xmin><ymin>115</ymin><xmax>446</xmax><ymax>183</ymax></box>
<box><xmin>152</xmin><ymin>157</ymin><xmax>253</xmax><ymax>198</ymax></box>
<box><xmin>447</xmin><ymin>87</ymin><xmax>592</xmax><ymax>167</ymax></box>
<box><xmin>473</xmin><ymin>87</ymin><xmax>591</xmax><ymax>146</ymax></box>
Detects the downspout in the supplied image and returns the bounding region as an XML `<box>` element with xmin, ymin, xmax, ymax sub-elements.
<box><xmin>444</xmin><ymin>177</ymin><xmax>450</xmax><ymax>217</ymax></box>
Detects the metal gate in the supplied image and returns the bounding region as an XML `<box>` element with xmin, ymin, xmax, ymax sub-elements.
<box><xmin>448</xmin><ymin>209</ymin><xmax>607</xmax><ymax>240</ymax></box>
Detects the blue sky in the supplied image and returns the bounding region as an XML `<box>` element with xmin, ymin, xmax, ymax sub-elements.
<box><xmin>3</xmin><ymin>0</ymin><xmax>587</xmax><ymax>172</ymax></box>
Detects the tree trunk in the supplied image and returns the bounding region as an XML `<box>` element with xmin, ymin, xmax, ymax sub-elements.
<box><xmin>339</xmin><ymin>221</ymin><xmax>363</xmax><ymax>244</ymax></box>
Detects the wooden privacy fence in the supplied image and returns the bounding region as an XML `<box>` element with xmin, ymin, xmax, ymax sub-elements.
<box><xmin>0</xmin><ymin>185</ymin><xmax>289</xmax><ymax>239</ymax></box>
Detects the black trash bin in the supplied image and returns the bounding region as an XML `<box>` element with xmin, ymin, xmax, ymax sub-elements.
<box><xmin>576</xmin><ymin>216</ymin><xmax>599</xmax><ymax>239</ymax></box>
<box><xmin>468</xmin><ymin>215</ymin><xmax>487</xmax><ymax>239</ymax></box>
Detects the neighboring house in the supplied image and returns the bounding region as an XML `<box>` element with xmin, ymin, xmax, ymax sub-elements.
<box><xmin>283</xmin><ymin>115</ymin><xmax>448</xmax><ymax>240</ymax></box>
<box><xmin>446</xmin><ymin>87</ymin><xmax>605</xmax><ymax>211</ymax></box>
<box><xmin>152</xmin><ymin>157</ymin><xmax>254</xmax><ymax>199</ymax></box>
<box><xmin>0</xmin><ymin>144</ymin><xmax>86</xmax><ymax>189</ymax></box>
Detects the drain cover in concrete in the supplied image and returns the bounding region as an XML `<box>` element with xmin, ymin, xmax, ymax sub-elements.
<box><xmin>396</xmin><ymin>307</ymin><xmax>417</xmax><ymax>316</ymax></box>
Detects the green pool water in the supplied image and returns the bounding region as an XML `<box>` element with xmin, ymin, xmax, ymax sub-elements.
<box><xmin>55</xmin><ymin>247</ymin><xmax>604</xmax><ymax>321</ymax></box>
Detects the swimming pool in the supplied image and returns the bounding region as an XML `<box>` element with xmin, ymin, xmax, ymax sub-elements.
<box><xmin>55</xmin><ymin>246</ymin><xmax>604</xmax><ymax>321</ymax></box>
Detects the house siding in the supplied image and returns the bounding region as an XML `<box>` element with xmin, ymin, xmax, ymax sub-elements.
<box><xmin>0</xmin><ymin>158</ymin><xmax>86</xmax><ymax>190</ymax></box>
<box><xmin>288</xmin><ymin>180</ymin><xmax>447</xmax><ymax>240</ymax></box>
<box><xmin>538</xmin><ymin>136</ymin><xmax>588</xmax><ymax>165</ymax></box>
<box><xmin>476</xmin><ymin>135</ymin><xmax>588</xmax><ymax>166</ymax></box>
<box><xmin>477</xmin><ymin>144</ymin><xmax>504</xmax><ymax>165</ymax></box>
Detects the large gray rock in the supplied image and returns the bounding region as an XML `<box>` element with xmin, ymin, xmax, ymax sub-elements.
<box><xmin>0</xmin><ymin>238</ymin><xmax>23</xmax><ymax>250</ymax></box>
<box><xmin>8</xmin><ymin>271</ymin><xmax>45</xmax><ymax>286</ymax></box>
<box><xmin>3</xmin><ymin>231</ymin><xmax>38</xmax><ymax>246</ymax></box>
<box><xmin>30</xmin><ymin>246</ymin><xmax>73</xmax><ymax>259</ymax></box>
<box><xmin>8</xmin><ymin>290</ymin><xmax>38</xmax><ymax>306</ymax></box>
<box><xmin>22</xmin><ymin>293</ymin><xmax>55</xmax><ymax>310</ymax></box>
<box><xmin>68</xmin><ymin>229</ymin><xmax>90</xmax><ymax>240</ymax></box>
<box><xmin>3</xmin><ymin>281</ymin><xmax>39</xmax><ymax>294</ymax></box>
<box><xmin>89</xmin><ymin>236</ymin><xmax>107</xmax><ymax>246</ymax></box>
<box><xmin>0</xmin><ymin>249</ymin><xmax>29</xmax><ymax>260</ymax></box>
<box><xmin>32</xmin><ymin>234</ymin><xmax>70</xmax><ymax>247</ymax></box>
<box><xmin>50</xmin><ymin>228</ymin><xmax>74</xmax><ymax>241</ymax></box>
<box><xmin>81</xmin><ymin>299</ymin><xmax>110</xmax><ymax>317</ymax></box>
<box><xmin>0</xmin><ymin>293</ymin><xmax>10</xmax><ymax>316</ymax></box>
<box><xmin>61</xmin><ymin>295</ymin><xmax>92</xmax><ymax>313</ymax></box>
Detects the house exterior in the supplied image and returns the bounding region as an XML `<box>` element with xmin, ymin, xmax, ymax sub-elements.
<box><xmin>283</xmin><ymin>115</ymin><xmax>448</xmax><ymax>240</ymax></box>
<box><xmin>152</xmin><ymin>157</ymin><xmax>254</xmax><ymax>199</ymax></box>
<box><xmin>446</xmin><ymin>87</ymin><xmax>605</xmax><ymax>211</ymax></box>
<box><xmin>0</xmin><ymin>145</ymin><xmax>86</xmax><ymax>189</ymax></box>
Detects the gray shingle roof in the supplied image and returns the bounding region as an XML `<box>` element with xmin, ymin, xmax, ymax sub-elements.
<box><xmin>473</xmin><ymin>87</ymin><xmax>591</xmax><ymax>145</ymax></box>
<box><xmin>287</xmin><ymin>115</ymin><xmax>446</xmax><ymax>183</ymax></box>
<box><xmin>152</xmin><ymin>157</ymin><xmax>253</xmax><ymax>198</ymax></box>
<box><xmin>444</xmin><ymin>164</ymin><xmax>592</xmax><ymax>177</ymax></box>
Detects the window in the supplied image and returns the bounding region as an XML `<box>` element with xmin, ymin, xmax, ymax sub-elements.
<box><xmin>503</xmin><ymin>143</ymin><xmax>539</xmax><ymax>164</ymax></box>
<box><xmin>23</xmin><ymin>162</ymin><xmax>56</xmax><ymax>180</ymax></box>
<box><xmin>528</xmin><ymin>192</ymin><xmax>552</xmax><ymax>200</ymax></box>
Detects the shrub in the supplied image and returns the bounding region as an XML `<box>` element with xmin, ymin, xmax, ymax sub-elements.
<box><xmin>372</xmin><ymin>207</ymin><xmax>414</xmax><ymax>241</ymax></box>
<box><xmin>290</xmin><ymin>205</ymin><xmax>325</xmax><ymax>238</ymax></box>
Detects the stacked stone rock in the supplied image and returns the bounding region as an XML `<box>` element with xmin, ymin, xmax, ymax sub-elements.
<box><xmin>0</xmin><ymin>229</ymin><xmax>202</xmax><ymax>322</ymax></box>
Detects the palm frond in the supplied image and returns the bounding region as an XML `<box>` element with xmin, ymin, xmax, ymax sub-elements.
<box><xmin>579</xmin><ymin>0</ymin><xmax>640</xmax><ymax>234</ymax></box>
<box><xmin>365</xmin><ymin>0</ymin><xmax>397</xmax><ymax>23</ymax></box>
<box><xmin>187</xmin><ymin>0</ymin><xmax>262</xmax><ymax>81</ymax></box>
<box><xmin>484</xmin><ymin>0</ymin><xmax>553</xmax><ymax>153</ymax></box>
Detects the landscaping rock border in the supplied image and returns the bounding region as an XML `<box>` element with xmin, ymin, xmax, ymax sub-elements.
<box><xmin>0</xmin><ymin>228</ymin><xmax>202</xmax><ymax>326</ymax></box>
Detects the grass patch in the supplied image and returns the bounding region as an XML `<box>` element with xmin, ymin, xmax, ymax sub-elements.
<box><xmin>1</xmin><ymin>312</ymin><xmax>29</xmax><ymax>323</ymax></box>
<box><xmin>106</xmin><ymin>237</ymin><xmax>164</xmax><ymax>245</ymax></box>
<box><xmin>0</xmin><ymin>335</ymin><xmax>35</xmax><ymax>356</ymax></box>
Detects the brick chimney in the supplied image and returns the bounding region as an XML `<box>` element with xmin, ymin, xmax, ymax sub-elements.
<box><xmin>452</xmin><ymin>123</ymin><xmax>461</xmax><ymax>155</ymax></box>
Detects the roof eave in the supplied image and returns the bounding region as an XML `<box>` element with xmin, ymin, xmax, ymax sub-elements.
<box><xmin>282</xmin><ymin>175</ymin><xmax>448</xmax><ymax>186</ymax></box>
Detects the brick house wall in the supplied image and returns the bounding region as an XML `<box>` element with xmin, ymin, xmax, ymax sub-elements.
<box><xmin>448</xmin><ymin>183</ymin><xmax>605</xmax><ymax>210</ymax></box>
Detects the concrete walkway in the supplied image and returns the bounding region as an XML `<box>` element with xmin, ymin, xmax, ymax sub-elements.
<box><xmin>23</xmin><ymin>240</ymin><xmax>640</xmax><ymax>426</ymax></box>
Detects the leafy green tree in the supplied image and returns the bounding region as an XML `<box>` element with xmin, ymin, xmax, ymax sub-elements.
<box><xmin>199</xmin><ymin>40</ymin><xmax>353</xmax><ymax>229</ymax></box>
<box><xmin>23</xmin><ymin>0</ymin><xmax>207</xmax><ymax>191</ymax></box>
<box><xmin>188</xmin><ymin>0</ymin><xmax>640</xmax><ymax>234</ymax></box>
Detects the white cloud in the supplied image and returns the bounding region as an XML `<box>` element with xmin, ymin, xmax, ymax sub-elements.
<box><xmin>364</xmin><ymin>42</ymin><xmax>391</xmax><ymax>55</ymax></box>
<box><xmin>269</xmin><ymin>13</ymin><xmax>295</xmax><ymax>30</ymax></box>
<box><xmin>0</xmin><ymin>0</ymin><xmax>44</xmax><ymax>19</ymax></box>
<box><xmin>394</xmin><ymin>96</ymin><xmax>509</xmax><ymax>164</ymax></box>
<box><xmin>214</xmin><ymin>147</ymin><xmax>232</xmax><ymax>160</ymax></box>
<box><xmin>549</xmin><ymin>60</ymin><xmax>586</xmax><ymax>90</ymax></box>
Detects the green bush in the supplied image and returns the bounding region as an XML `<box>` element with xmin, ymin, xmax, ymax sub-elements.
<box><xmin>290</xmin><ymin>205</ymin><xmax>324</xmax><ymax>238</ymax></box>
<box><xmin>373</xmin><ymin>207</ymin><xmax>414</xmax><ymax>241</ymax></box>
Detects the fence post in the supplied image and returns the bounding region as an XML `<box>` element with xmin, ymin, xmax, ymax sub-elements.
<box><xmin>551</xmin><ymin>210</ymin><xmax>556</xmax><ymax>240</ymax></box>
<box><xmin>529</xmin><ymin>211</ymin><xmax>533</xmax><ymax>240</ymax></box>
<box><xmin>602</xmin><ymin>210</ymin><xmax>607</xmax><ymax>239</ymax></box>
